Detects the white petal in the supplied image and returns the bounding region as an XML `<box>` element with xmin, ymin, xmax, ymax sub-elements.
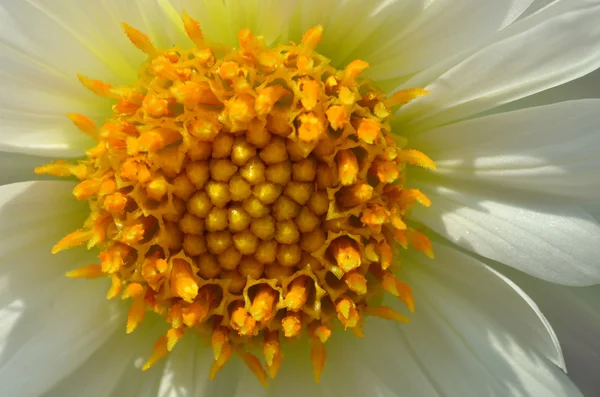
<box><xmin>410</xmin><ymin>100</ymin><xmax>600</xmax><ymax>201</ymax></box>
<box><xmin>0</xmin><ymin>181</ymin><xmax>123</xmax><ymax>396</ymax></box>
<box><xmin>493</xmin><ymin>265</ymin><xmax>600</xmax><ymax>397</ymax></box>
<box><xmin>393</xmin><ymin>243</ymin><xmax>581</xmax><ymax>396</ymax></box>
<box><xmin>162</xmin><ymin>0</ymin><xmax>299</xmax><ymax>47</ymax></box>
<box><xmin>397</xmin><ymin>0</ymin><xmax>600</xmax><ymax>131</ymax></box>
<box><xmin>0</xmin><ymin>0</ymin><xmax>182</xmax><ymax>157</ymax></box>
<box><xmin>359</xmin><ymin>0</ymin><xmax>534</xmax><ymax>83</ymax></box>
<box><xmin>411</xmin><ymin>179</ymin><xmax>600</xmax><ymax>285</ymax></box>
<box><xmin>0</xmin><ymin>151</ymin><xmax>54</xmax><ymax>186</ymax></box>
<box><xmin>43</xmin><ymin>319</ymin><xmax>166</xmax><ymax>397</ymax></box>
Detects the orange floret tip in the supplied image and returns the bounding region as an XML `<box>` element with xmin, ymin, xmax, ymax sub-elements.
<box><xmin>142</xmin><ymin>336</ymin><xmax>169</xmax><ymax>371</ymax></box>
<box><xmin>301</xmin><ymin>25</ymin><xmax>323</xmax><ymax>53</ymax></box>
<box><xmin>210</xmin><ymin>342</ymin><xmax>232</xmax><ymax>380</ymax></box>
<box><xmin>122</xmin><ymin>22</ymin><xmax>156</xmax><ymax>55</ymax></box>
<box><xmin>385</xmin><ymin>88</ymin><xmax>429</xmax><ymax>108</ymax></box>
<box><xmin>122</xmin><ymin>282</ymin><xmax>145</xmax><ymax>299</ymax></box>
<box><xmin>66</xmin><ymin>113</ymin><xmax>99</xmax><ymax>140</ymax></box>
<box><xmin>407</xmin><ymin>229</ymin><xmax>434</xmax><ymax>259</ymax></box>
<box><xmin>309</xmin><ymin>337</ymin><xmax>327</xmax><ymax>383</ymax></box>
<box><xmin>77</xmin><ymin>74</ymin><xmax>114</xmax><ymax>98</ymax></box>
<box><xmin>166</xmin><ymin>327</ymin><xmax>184</xmax><ymax>351</ymax></box>
<box><xmin>126</xmin><ymin>296</ymin><xmax>146</xmax><ymax>333</ymax></box>
<box><xmin>106</xmin><ymin>275</ymin><xmax>122</xmax><ymax>299</ymax></box>
<box><xmin>211</xmin><ymin>326</ymin><xmax>229</xmax><ymax>362</ymax></box>
<box><xmin>65</xmin><ymin>264</ymin><xmax>103</xmax><ymax>279</ymax></box>
<box><xmin>181</xmin><ymin>10</ymin><xmax>204</xmax><ymax>47</ymax></box>
<box><xmin>263</xmin><ymin>331</ymin><xmax>283</xmax><ymax>379</ymax></box>
<box><xmin>365</xmin><ymin>306</ymin><xmax>410</xmax><ymax>323</ymax></box>
<box><xmin>52</xmin><ymin>229</ymin><xmax>93</xmax><ymax>254</ymax></box>
<box><xmin>238</xmin><ymin>349</ymin><xmax>269</xmax><ymax>388</ymax></box>
<box><xmin>398</xmin><ymin>149</ymin><xmax>436</xmax><ymax>170</ymax></box>
<box><xmin>35</xmin><ymin>161</ymin><xmax>87</xmax><ymax>179</ymax></box>
<box><xmin>342</xmin><ymin>59</ymin><xmax>369</xmax><ymax>86</ymax></box>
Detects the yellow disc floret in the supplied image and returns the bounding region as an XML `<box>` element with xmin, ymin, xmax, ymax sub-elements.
<box><xmin>37</xmin><ymin>12</ymin><xmax>435</xmax><ymax>386</ymax></box>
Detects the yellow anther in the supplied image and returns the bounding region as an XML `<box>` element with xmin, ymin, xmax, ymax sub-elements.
<box><xmin>284</xmin><ymin>276</ymin><xmax>309</xmax><ymax>310</ymax></box>
<box><xmin>65</xmin><ymin>264</ymin><xmax>103</xmax><ymax>279</ymax></box>
<box><xmin>326</xmin><ymin>105</ymin><xmax>347</xmax><ymax>130</ymax></box>
<box><xmin>385</xmin><ymin>88</ymin><xmax>429</xmax><ymax>108</ymax></box>
<box><xmin>250</xmin><ymin>286</ymin><xmax>279</xmax><ymax>322</ymax></box>
<box><xmin>335</xmin><ymin>296</ymin><xmax>359</xmax><ymax>329</ymax></box>
<box><xmin>341</xmin><ymin>59</ymin><xmax>369</xmax><ymax>86</ymax></box>
<box><xmin>282</xmin><ymin>312</ymin><xmax>302</xmax><ymax>338</ymax></box>
<box><xmin>170</xmin><ymin>259</ymin><xmax>199</xmax><ymax>303</ymax></box>
<box><xmin>337</xmin><ymin>183</ymin><xmax>373</xmax><ymax>208</ymax></box>
<box><xmin>297</xmin><ymin>112</ymin><xmax>326</xmax><ymax>141</ymax></box>
<box><xmin>122</xmin><ymin>22</ymin><xmax>156</xmax><ymax>55</ymax></box>
<box><xmin>343</xmin><ymin>271</ymin><xmax>368</xmax><ymax>295</ymax></box>
<box><xmin>300</xmin><ymin>78</ymin><xmax>320</xmax><ymax>110</ymax></box>
<box><xmin>337</xmin><ymin>149</ymin><xmax>359</xmax><ymax>186</ymax></box>
<box><xmin>355</xmin><ymin>118</ymin><xmax>380</xmax><ymax>144</ymax></box>
<box><xmin>256</xmin><ymin>85</ymin><xmax>289</xmax><ymax>116</ymax></box>
<box><xmin>231</xmin><ymin>305</ymin><xmax>258</xmax><ymax>336</ymax></box>
<box><xmin>330</xmin><ymin>238</ymin><xmax>361</xmax><ymax>273</ymax></box>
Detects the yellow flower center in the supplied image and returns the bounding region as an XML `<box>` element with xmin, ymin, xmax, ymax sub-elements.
<box><xmin>36</xmin><ymin>12</ymin><xmax>435</xmax><ymax>386</ymax></box>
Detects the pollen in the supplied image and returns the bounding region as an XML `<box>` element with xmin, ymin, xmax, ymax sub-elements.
<box><xmin>39</xmin><ymin>12</ymin><xmax>435</xmax><ymax>386</ymax></box>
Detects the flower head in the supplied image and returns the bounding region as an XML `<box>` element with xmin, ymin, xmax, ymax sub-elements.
<box><xmin>1</xmin><ymin>1</ymin><xmax>600</xmax><ymax>396</ymax></box>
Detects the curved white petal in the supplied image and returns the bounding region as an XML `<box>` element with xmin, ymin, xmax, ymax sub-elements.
<box><xmin>411</xmin><ymin>179</ymin><xmax>600</xmax><ymax>285</ymax></box>
<box><xmin>397</xmin><ymin>0</ymin><xmax>600</xmax><ymax>131</ymax></box>
<box><xmin>359</xmin><ymin>0</ymin><xmax>534</xmax><ymax>83</ymax></box>
<box><xmin>494</xmin><ymin>265</ymin><xmax>600</xmax><ymax>397</ymax></box>
<box><xmin>0</xmin><ymin>181</ymin><xmax>123</xmax><ymax>396</ymax></box>
<box><xmin>43</xmin><ymin>319</ymin><xmax>166</xmax><ymax>397</ymax></box>
<box><xmin>0</xmin><ymin>0</ymin><xmax>182</xmax><ymax>157</ymax></box>
<box><xmin>492</xmin><ymin>67</ymin><xmax>600</xmax><ymax>114</ymax></box>
<box><xmin>391</xmin><ymin>243</ymin><xmax>580</xmax><ymax>397</ymax></box>
<box><xmin>0</xmin><ymin>151</ymin><xmax>54</xmax><ymax>186</ymax></box>
<box><xmin>410</xmin><ymin>100</ymin><xmax>600</xmax><ymax>201</ymax></box>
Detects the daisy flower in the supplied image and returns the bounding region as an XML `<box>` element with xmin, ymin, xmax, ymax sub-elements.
<box><xmin>1</xmin><ymin>0</ymin><xmax>599</xmax><ymax>396</ymax></box>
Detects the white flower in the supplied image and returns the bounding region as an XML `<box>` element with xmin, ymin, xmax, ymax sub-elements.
<box><xmin>1</xmin><ymin>1</ymin><xmax>600</xmax><ymax>396</ymax></box>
